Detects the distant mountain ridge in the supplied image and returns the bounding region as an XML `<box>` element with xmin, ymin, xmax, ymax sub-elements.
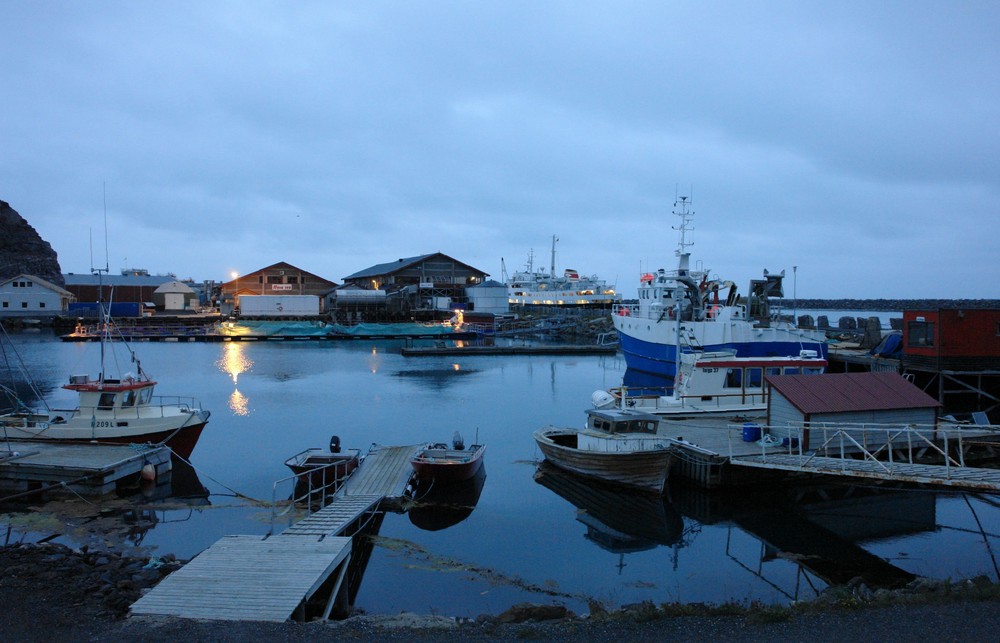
<box><xmin>0</xmin><ymin>199</ymin><xmax>64</xmax><ymax>286</ymax></box>
<box><xmin>789</xmin><ymin>299</ymin><xmax>1000</xmax><ymax>311</ymax></box>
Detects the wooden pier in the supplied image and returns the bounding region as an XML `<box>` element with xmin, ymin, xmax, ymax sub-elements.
<box><xmin>401</xmin><ymin>344</ymin><xmax>617</xmax><ymax>356</ymax></box>
<box><xmin>0</xmin><ymin>441</ymin><xmax>172</xmax><ymax>496</ymax></box>
<box><xmin>657</xmin><ymin>418</ymin><xmax>1000</xmax><ymax>491</ymax></box>
<box><xmin>131</xmin><ymin>444</ymin><xmax>423</xmax><ymax>622</ymax></box>
<box><xmin>731</xmin><ymin>452</ymin><xmax>1000</xmax><ymax>490</ymax></box>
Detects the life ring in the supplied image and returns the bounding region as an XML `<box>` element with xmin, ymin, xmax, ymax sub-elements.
<box><xmin>641</xmin><ymin>273</ymin><xmax>654</xmax><ymax>284</ymax></box>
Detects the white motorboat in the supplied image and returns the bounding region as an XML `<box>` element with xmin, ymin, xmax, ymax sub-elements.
<box><xmin>593</xmin><ymin>350</ymin><xmax>827</xmax><ymax>417</ymax></box>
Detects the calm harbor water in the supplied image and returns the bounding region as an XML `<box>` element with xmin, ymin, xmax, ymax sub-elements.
<box><xmin>3</xmin><ymin>330</ymin><xmax>998</xmax><ymax>617</ymax></box>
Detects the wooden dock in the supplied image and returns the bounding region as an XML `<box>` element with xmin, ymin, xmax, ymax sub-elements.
<box><xmin>0</xmin><ymin>441</ymin><xmax>172</xmax><ymax>496</ymax></box>
<box><xmin>130</xmin><ymin>444</ymin><xmax>423</xmax><ymax>622</ymax></box>
<box><xmin>731</xmin><ymin>453</ymin><xmax>1000</xmax><ymax>491</ymax></box>
<box><xmin>401</xmin><ymin>344</ymin><xmax>617</xmax><ymax>356</ymax></box>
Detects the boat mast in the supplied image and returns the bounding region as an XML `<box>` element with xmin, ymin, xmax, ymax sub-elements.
<box><xmin>672</xmin><ymin>196</ymin><xmax>694</xmax><ymax>382</ymax></box>
<box><xmin>550</xmin><ymin>235</ymin><xmax>558</xmax><ymax>277</ymax></box>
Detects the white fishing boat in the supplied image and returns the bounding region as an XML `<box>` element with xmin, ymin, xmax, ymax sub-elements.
<box><xmin>592</xmin><ymin>350</ymin><xmax>827</xmax><ymax>417</ymax></box>
<box><xmin>506</xmin><ymin>235</ymin><xmax>621</xmax><ymax>306</ymax></box>
<box><xmin>1</xmin><ymin>279</ymin><xmax>210</xmax><ymax>459</ymax></box>
<box><xmin>612</xmin><ymin>197</ymin><xmax>827</xmax><ymax>378</ymax></box>
<box><xmin>534</xmin><ymin>408</ymin><xmax>676</xmax><ymax>494</ymax></box>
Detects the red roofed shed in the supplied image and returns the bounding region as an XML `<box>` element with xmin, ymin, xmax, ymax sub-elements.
<box><xmin>766</xmin><ymin>372</ymin><xmax>941</xmax><ymax>450</ymax></box>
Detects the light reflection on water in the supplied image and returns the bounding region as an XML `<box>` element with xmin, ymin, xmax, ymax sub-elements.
<box><xmin>2</xmin><ymin>332</ymin><xmax>999</xmax><ymax>618</ymax></box>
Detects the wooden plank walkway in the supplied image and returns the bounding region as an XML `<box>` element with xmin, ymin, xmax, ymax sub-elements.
<box><xmin>130</xmin><ymin>443</ymin><xmax>423</xmax><ymax>622</ymax></box>
<box><xmin>281</xmin><ymin>494</ymin><xmax>383</xmax><ymax>537</ymax></box>
<box><xmin>341</xmin><ymin>444</ymin><xmax>421</xmax><ymax>497</ymax></box>
<box><xmin>0</xmin><ymin>441</ymin><xmax>171</xmax><ymax>495</ymax></box>
<box><xmin>732</xmin><ymin>453</ymin><xmax>1000</xmax><ymax>490</ymax></box>
<box><xmin>130</xmin><ymin>535</ymin><xmax>351</xmax><ymax>621</ymax></box>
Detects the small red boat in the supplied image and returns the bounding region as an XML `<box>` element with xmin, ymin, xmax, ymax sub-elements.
<box><xmin>284</xmin><ymin>436</ymin><xmax>360</xmax><ymax>491</ymax></box>
<box><xmin>411</xmin><ymin>433</ymin><xmax>486</xmax><ymax>484</ymax></box>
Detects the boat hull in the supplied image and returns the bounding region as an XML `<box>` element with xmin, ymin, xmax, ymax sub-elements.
<box><xmin>533</xmin><ymin>428</ymin><xmax>674</xmax><ymax>494</ymax></box>
<box><xmin>614</xmin><ymin>320</ymin><xmax>828</xmax><ymax>378</ymax></box>
<box><xmin>0</xmin><ymin>416</ymin><xmax>208</xmax><ymax>460</ymax></box>
<box><xmin>411</xmin><ymin>445</ymin><xmax>486</xmax><ymax>483</ymax></box>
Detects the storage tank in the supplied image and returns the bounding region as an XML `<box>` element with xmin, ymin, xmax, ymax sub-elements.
<box><xmin>238</xmin><ymin>295</ymin><xmax>319</xmax><ymax>316</ymax></box>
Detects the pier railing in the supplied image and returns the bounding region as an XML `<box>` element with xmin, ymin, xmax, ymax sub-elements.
<box><xmin>269</xmin><ymin>459</ymin><xmax>355</xmax><ymax>534</ymax></box>
<box><xmin>729</xmin><ymin>421</ymin><xmax>1000</xmax><ymax>481</ymax></box>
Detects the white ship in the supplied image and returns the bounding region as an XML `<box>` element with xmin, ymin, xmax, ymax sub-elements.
<box><xmin>505</xmin><ymin>235</ymin><xmax>621</xmax><ymax>306</ymax></box>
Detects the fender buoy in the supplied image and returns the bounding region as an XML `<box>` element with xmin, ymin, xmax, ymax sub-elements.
<box><xmin>141</xmin><ymin>463</ymin><xmax>156</xmax><ymax>482</ymax></box>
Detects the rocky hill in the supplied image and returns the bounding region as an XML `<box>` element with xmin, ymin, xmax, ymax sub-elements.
<box><xmin>0</xmin><ymin>199</ymin><xmax>63</xmax><ymax>286</ymax></box>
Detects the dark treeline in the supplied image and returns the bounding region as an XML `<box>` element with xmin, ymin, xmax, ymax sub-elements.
<box><xmin>784</xmin><ymin>299</ymin><xmax>1000</xmax><ymax>312</ymax></box>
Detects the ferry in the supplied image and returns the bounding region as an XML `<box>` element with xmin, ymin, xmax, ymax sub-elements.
<box><xmin>506</xmin><ymin>235</ymin><xmax>621</xmax><ymax>306</ymax></box>
<box><xmin>612</xmin><ymin>197</ymin><xmax>828</xmax><ymax>379</ymax></box>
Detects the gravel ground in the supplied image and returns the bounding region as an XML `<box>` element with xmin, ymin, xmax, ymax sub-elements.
<box><xmin>2</xmin><ymin>542</ymin><xmax>1000</xmax><ymax>642</ymax></box>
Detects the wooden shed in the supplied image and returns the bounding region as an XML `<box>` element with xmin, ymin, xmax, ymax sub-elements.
<box><xmin>902</xmin><ymin>309</ymin><xmax>1000</xmax><ymax>371</ymax></box>
<box><xmin>765</xmin><ymin>372</ymin><xmax>941</xmax><ymax>450</ymax></box>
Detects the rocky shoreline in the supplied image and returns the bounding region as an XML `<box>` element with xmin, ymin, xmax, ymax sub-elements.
<box><xmin>3</xmin><ymin>541</ymin><xmax>1000</xmax><ymax>641</ymax></box>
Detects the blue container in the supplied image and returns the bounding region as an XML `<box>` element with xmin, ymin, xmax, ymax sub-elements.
<box><xmin>742</xmin><ymin>423</ymin><xmax>761</xmax><ymax>442</ymax></box>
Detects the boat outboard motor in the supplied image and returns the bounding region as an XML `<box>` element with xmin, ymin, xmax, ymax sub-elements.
<box><xmin>452</xmin><ymin>431</ymin><xmax>465</xmax><ymax>451</ymax></box>
<box><xmin>329</xmin><ymin>435</ymin><xmax>341</xmax><ymax>454</ymax></box>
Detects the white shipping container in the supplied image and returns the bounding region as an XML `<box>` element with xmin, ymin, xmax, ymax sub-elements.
<box><xmin>239</xmin><ymin>295</ymin><xmax>320</xmax><ymax>316</ymax></box>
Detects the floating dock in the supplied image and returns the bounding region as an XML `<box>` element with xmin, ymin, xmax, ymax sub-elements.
<box><xmin>0</xmin><ymin>441</ymin><xmax>172</xmax><ymax>496</ymax></box>
<box><xmin>131</xmin><ymin>444</ymin><xmax>422</xmax><ymax>622</ymax></box>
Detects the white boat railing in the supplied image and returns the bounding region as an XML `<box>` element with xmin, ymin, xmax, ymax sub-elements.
<box><xmin>50</xmin><ymin>396</ymin><xmax>205</xmax><ymax>420</ymax></box>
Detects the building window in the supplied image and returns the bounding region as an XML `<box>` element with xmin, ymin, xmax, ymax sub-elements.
<box><xmin>907</xmin><ymin>321</ymin><xmax>935</xmax><ymax>347</ymax></box>
<box><xmin>21</xmin><ymin>302</ymin><xmax>28</xmax><ymax>308</ymax></box>
<box><xmin>267</xmin><ymin>276</ymin><xmax>281</xmax><ymax>284</ymax></box>
<box><xmin>286</xmin><ymin>276</ymin><xmax>298</xmax><ymax>284</ymax></box>
<box><xmin>1</xmin><ymin>301</ymin><xmax>7</xmax><ymax>308</ymax></box>
<box><xmin>39</xmin><ymin>302</ymin><xmax>46</xmax><ymax>308</ymax></box>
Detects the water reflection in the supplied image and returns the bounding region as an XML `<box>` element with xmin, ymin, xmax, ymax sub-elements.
<box><xmin>535</xmin><ymin>461</ymin><xmax>946</xmax><ymax>598</ymax></box>
<box><xmin>534</xmin><ymin>462</ymin><xmax>687</xmax><ymax>567</ymax></box>
<box><xmin>215</xmin><ymin>343</ymin><xmax>254</xmax><ymax>416</ymax></box>
<box><xmin>408</xmin><ymin>465</ymin><xmax>487</xmax><ymax>531</ymax></box>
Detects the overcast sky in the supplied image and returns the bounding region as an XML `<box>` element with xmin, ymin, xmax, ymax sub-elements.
<box><xmin>2</xmin><ymin>2</ymin><xmax>997</xmax><ymax>299</ymax></box>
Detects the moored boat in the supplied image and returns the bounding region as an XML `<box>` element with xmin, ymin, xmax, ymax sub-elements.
<box><xmin>506</xmin><ymin>235</ymin><xmax>621</xmax><ymax>306</ymax></box>
<box><xmin>611</xmin><ymin>197</ymin><xmax>827</xmax><ymax>379</ymax></box>
<box><xmin>1</xmin><ymin>311</ymin><xmax>210</xmax><ymax>459</ymax></box>
<box><xmin>410</xmin><ymin>434</ymin><xmax>486</xmax><ymax>483</ymax></box>
<box><xmin>284</xmin><ymin>437</ymin><xmax>362</xmax><ymax>491</ymax></box>
<box><xmin>592</xmin><ymin>350</ymin><xmax>827</xmax><ymax>417</ymax></box>
<box><xmin>534</xmin><ymin>408</ymin><xmax>676</xmax><ymax>494</ymax></box>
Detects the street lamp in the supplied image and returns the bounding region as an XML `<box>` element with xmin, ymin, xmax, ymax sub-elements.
<box><xmin>231</xmin><ymin>271</ymin><xmax>239</xmax><ymax>313</ymax></box>
<box><xmin>792</xmin><ymin>265</ymin><xmax>797</xmax><ymax>322</ymax></box>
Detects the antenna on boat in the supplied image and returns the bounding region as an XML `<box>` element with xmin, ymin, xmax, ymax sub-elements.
<box><xmin>671</xmin><ymin>195</ymin><xmax>694</xmax><ymax>257</ymax></box>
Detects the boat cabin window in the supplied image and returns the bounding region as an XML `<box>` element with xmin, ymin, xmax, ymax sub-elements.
<box><xmin>614</xmin><ymin>420</ymin><xmax>657</xmax><ymax>434</ymax></box>
<box><xmin>98</xmin><ymin>393</ymin><xmax>116</xmax><ymax>410</ymax></box>
<box><xmin>138</xmin><ymin>388</ymin><xmax>153</xmax><ymax>404</ymax></box>
<box><xmin>803</xmin><ymin>367</ymin><xmax>823</xmax><ymax>375</ymax></box>
<box><xmin>592</xmin><ymin>418</ymin><xmax>611</xmax><ymax>432</ymax></box>
<box><xmin>784</xmin><ymin>368</ymin><xmax>800</xmax><ymax>375</ymax></box>
<box><xmin>122</xmin><ymin>390</ymin><xmax>137</xmax><ymax>407</ymax></box>
<box><xmin>746</xmin><ymin>367</ymin><xmax>763</xmax><ymax>388</ymax></box>
<box><xmin>724</xmin><ymin>368</ymin><xmax>742</xmax><ymax>388</ymax></box>
<box><xmin>765</xmin><ymin>367</ymin><xmax>782</xmax><ymax>377</ymax></box>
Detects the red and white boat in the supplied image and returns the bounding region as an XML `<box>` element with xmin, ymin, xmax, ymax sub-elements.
<box><xmin>1</xmin><ymin>293</ymin><xmax>209</xmax><ymax>458</ymax></box>
<box><xmin>592</xmin><ymin>350</ymin><xmax>827</xmax><ymax>418</ymax></box>
<box><xmin>410</xmin><ymin>434</ymin><xmax>486</xmax><ymax>483</ymax></box>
